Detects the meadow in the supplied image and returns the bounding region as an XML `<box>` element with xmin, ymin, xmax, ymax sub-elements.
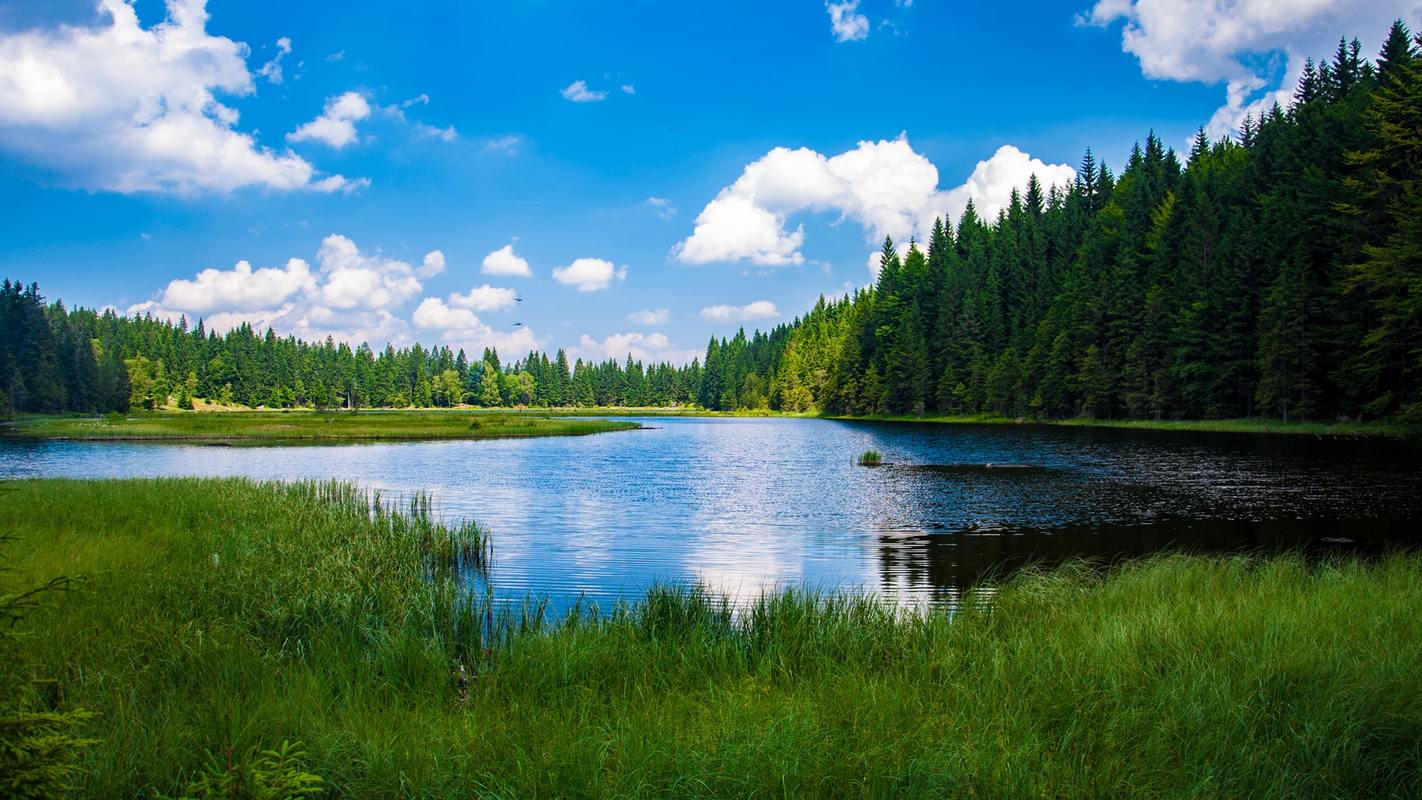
<box><xmin>4</xmin><ymin>410</ymin><xmax>639</xmax><ymax>443</ymax></box>
<box><xmin>3</xmin><ymin>478</ymin><xmax>1420</xmax><ymax>798</ymax></box>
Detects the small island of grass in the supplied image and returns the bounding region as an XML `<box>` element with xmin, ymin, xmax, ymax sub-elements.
<box><xmin>4</xmin><ymin>409</ymin><xmax>640</xmax><ymax>443</ymax></box>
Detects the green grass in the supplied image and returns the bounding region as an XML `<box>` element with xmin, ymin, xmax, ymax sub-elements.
<box><xmin>4</xmin><ymin>410</ymin><xmax>640</xmax><ymax>443</ymax></box>
<box><xmin>858</xmin><ymin>449</ymin><xmax>883</xmax><ymax>466</ymax></box>
<box><xmin>4</xmin><ymin>478</ymin><xmax>1421</xmax><ymax>798</ymax></box>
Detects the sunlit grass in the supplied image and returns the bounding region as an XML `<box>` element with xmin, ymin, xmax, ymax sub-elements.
<box><xmin>858</xmin><ymin>449</ymin><xmax>883</xmax><ymax>466</ymax></box>
<box><xmin>5</xmin><ymin>409</ymin><xmax>639</xmax><ymax>442</ymax></box>
<box><xmin>4</xmin><ymin>478</ymin><xmax>1421</xmax><ymax>798</ymax></box>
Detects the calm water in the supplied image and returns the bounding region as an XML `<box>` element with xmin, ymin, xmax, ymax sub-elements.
<box><xmin>2</xmin><ymin>417</ymin><xmax>1420</xmax><ymax>608</ymax></box>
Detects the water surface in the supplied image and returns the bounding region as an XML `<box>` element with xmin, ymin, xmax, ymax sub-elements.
<box><xmin>3</xmin><ymin>417</ymin><xmax>1419</xmax><ymax>608</ymax></box>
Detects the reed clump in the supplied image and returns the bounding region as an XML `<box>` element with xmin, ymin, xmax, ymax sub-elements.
<box><xmin>3</xmin><ymin>478</ymin><xmax>1421</xmax><ymax>798</ymax></box>
<box><xmin>858</xmin><ymin>449</ymin><xmax>883</xmax><ymax>466</ymax></box>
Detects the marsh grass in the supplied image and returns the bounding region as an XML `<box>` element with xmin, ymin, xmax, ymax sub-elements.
<box><xmin>858</xmin><ymin>449</ymin><xmax>883</xmax><ymax>466</ymax></box>
<box><xmin>5</xmin><ymin>410</ymin><xmax>638</xmax><ymax>443</ymax></box>
<box><xmin>4</xmin><ymin>478</ymin><xmax>1421</xmax><ymax>798</ymax></box>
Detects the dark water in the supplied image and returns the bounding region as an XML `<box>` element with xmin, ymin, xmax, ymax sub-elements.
<box><xmin>2</xmin><ymin>417</ymin><xmax>1420</xmax><ymax>608</ymax></box>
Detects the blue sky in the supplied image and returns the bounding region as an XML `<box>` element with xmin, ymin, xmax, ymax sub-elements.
<box><xmin>0</xmin><ymin>0</ymin><xmax>1414</xmax><ymax>363</ymax></box>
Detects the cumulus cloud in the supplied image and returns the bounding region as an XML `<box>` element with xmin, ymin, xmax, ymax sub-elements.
<box><xmin>313</xmin><ymin>234</ymin><xmax>424</xmax><ymax>310</ymax></box>
<box><xmin>256</xmin><ymin>36</ymin><xmax>291</xmax><ymax>84</ymax></box>
<box><xmin>160</xmin><ymin>258</ymin><xmax>314</xmax><ymax>314</ymax></box>
<box><xmin>628</xmin><ymin>308</ymin><xmax>670</xmax><ymax>325</ymax></box>
<box><xmin>481</xmin><ymin>243</ymin><xmax>532</xmax><ymax>277</ymax></box>
<box><xmin>825</xmin><ymin>1</ymin><xmax>870</xmax><ymax>42</ymax></box>
<box><xmin>128</xmin><ymin>233</ymin><xmax>465</xmax><ymax>348</ymax></box>
<box><xmin>699</xmin><ymin>301</ymin><xmax>779</xmax><ymax>322</ymax></box>
<box><xmin>417</xmin><ymin>250</ymin><xmax>446</xmax><ymax>278</ymax></box>
<box><xmin>288</xmin><ymin>91</ymin><xmax>371</xmax><ymax>148</ymax></box>
<box><xmin>574</xmin><ymin>332</ymin><xmax>701</xmax><ymax>365</ymax></box>
<box><xmin>412</xmin><ymin>297</ymin><xmax>480</xmax><ymax>330</ymax></box>
<box><xmin>0</xmin><ymin>0</ymin><xmax>358</xmax><ymax>194</ymax></box>
<box><xmin>561</xmin><ymin>80</ymin><xmax>607</xmax><ymax>102</ymax></box>
<box><xmin>449</xmin><ymin>284</ymin><xmax>517</xmax><ymax>312</ymax></box>
<box><xmin>552</xmin><ymin>258</ymin><xmax>627</xmax><ymax>292</ymax></box>
<box><xmin>1081</xmin><ymin>0</ymin><xmax>1421</xmax><ymax>139</ymax></box>
<box><xmin>674</xmin><ymin>136</ymin><xmax>1073</xmax><ymax>266</ymax></box>
<box><xmin>411</xmin><ymin>297</ymin><xmax>542</xmax><ymax>355</ymax></box>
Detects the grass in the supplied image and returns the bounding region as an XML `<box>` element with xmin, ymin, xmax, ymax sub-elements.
<box><xmin>4</xmin><ymin>478</ymin><xmax>1422</xmax><ymax>798</ymax></box>
<box><xmin>4</xmin><ymin>409</ymin><xmax>640</xmax><ymax>443</ymax></box>
<box><xmin>858</xmin><ymin>449</ymin><xmax>883</xmax><ymax>466</ymax></box>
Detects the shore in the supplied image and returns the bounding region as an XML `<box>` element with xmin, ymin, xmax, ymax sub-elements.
<box><xmin>4</xmin><ymin>477</ymin><xmax>1420</xmax><ymax>798</ymax></box>
<box><xmin>2</xmin><ymin>409</ymin><xmax>640</xmax><ymax>442</ymax></box>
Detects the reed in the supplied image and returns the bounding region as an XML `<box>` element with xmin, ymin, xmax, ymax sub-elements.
<box><xmin>5</xmin><ymin>410</ymin><xmax>639</xmax><ymax>442</ymax></box>
<box><xmin>3</xmin><ymin>478</ymin><xmax>1420</xmax><ymax>798</ymax></box>
<box><xmin>858</xmin><ymin>449</ymin><xmax>883</xmax><ymax>466</ymax></box>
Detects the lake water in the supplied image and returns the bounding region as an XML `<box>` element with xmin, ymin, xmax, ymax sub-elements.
<box><xmin>3</xmin><ymin>417</ymin><xmax>1420</xmax><ymax>608</ymax></box>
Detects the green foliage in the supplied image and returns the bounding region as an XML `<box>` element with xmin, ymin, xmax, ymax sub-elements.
<box><xmin>857</xmin><ymin>449</ymin><xmax>882</xmax><ymax>466</ymax></box>
<box><xmin>0</xmin><ymin>536</ymin><xmax>93</xmax><ymax>800</ymax></box>
<box><xmin>163</xmin><ymin>740</ymin><xmax>322</xmax><ymax>800</ymax></box>
<box><xmin>9</xmin><ymin>410</ymin><xmax>638</xmax><ymax>442</ymax></box>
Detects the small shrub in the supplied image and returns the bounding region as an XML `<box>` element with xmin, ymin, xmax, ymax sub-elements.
<box><xmin>163</xmin><ymin>740</ymin><xmax>322</xmax><ymax>800</ymax></box>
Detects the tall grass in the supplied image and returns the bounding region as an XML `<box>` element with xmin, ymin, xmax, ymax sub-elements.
<box><xmin>4</xmin><ymin>478</ymin><xmax>1421</xmax><ymax>797</ymax></box>
<box><xmin>6</xmin><ymin>410</ymin><xmax>639</xmax><ymax>442</ymax></box>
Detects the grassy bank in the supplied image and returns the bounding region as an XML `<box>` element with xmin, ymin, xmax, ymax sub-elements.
<box><xmin>5</xmin><ymin>479</ymin><xmax>1421</xmax><ymax>797</ymax></box>
<box><xmin>4</xmin><ymin>410</ymin><xmax>640</xmax><ymax>442</ymax></box>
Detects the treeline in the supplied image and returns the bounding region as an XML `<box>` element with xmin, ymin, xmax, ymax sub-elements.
<box><xmin>3</xmin><ymin>23</ymin><xmax>1420</xmax><ymax>421</ymax></box>
<box><xmin>0</xmin><ymin>282</ymin><xmax>704</xmax><ymax>413</ymax></box>
<box><xmin>727</xmin><ymin>22</ymin><xmax>1422</xmax><ymax>422</ymax></box>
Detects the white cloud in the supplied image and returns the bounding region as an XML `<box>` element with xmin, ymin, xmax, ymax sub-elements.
<box><xmin>482</xmin><ymin>243</ymin><xmax>532</xmax><ymax>277</ymax></box>
<box><xmin>552</xmin><ymin>258</ymin><xmax>627</xmax><ymax>292</ymax></box>
<box><xmin>288</xmin><ymin>91</ymin><xmax>371</xmax><ymax>148</ymax></box>
<box><xmin>646</xmin><ymin>196</ymin><xmax>677</xmax><ymax>220</ymax></box>
<box><xmin>621</xmin><ymin>84</ymin><xmax>636</xmax><ymax>95</ymax></box>
<box><xmin>313</xmin><ymin>233</ymin><xmax>424</xmax><ymax>310</ymax></box>
<box><xmin>699</xmin><ymin>301</ymin><xmax>779</xmax><ymax>322</ymax></box>
<box><xmin>1082</xmin><ymin>0</ymin><xmax>1421</xmax><ymax>139</ymax></box>
<box><xmin>825</xmin><ymin>1</ymin><xmax>870</xmax><ymax>42</ymax></box>
<box><xmin>417</xmin><ymin>250</ymin><xmax>446</xmax><ymax>278</ymax></box>
<box><xmin>0</xmin><ymin>0</ymin><xmax>359</xmax><ymax>194</ymax></box>
<box><xmin>412</xmin><ymin>297</ymin><xmax>542</xmax><ymax>355</ymax></box>
<box><xmin>943</xmin><ymin>145</ymin><xmax>1076</xmax><ymax>223</ymax></box>
<box><xmin>561</xmin><ymin>80</ymin><xmax>608</xmax><ymax>102</ymax></box>
<box><xmin>413</xmin><ymin>297</ymin><xmax>480</xmax><ymax>330</ymax></box>
<box><xmin>574</xmin><ymin>332</ymin><xmax>701</xmax><ymax>365</ymax></box>
<box><xmin>129</xmin><ymin>233</ymin><xmax>462</xmax><ymax>348</ymax></box>
<box><xmin>449</xmin><ymin>284</ymin><xmax>517</xmax><ymax>312</ymax></box>
<box><xmin>628</xmin><ymin>308</ymin><xmax>670</xmax><ymax>325</ymax></box>
<box><xmin>159</xmin><ymin>258</ymin><xmax>314</xmax><ymax>313</ymax></box>
<box><xmin>256</xmin><ymin>36</ymin><xmax>291</xmax><ymax>84</ymax></box>
<box><xmin>674</xmin><ymin>136</ymin><xmax>1073</xmax><ymax>266</ymax></box>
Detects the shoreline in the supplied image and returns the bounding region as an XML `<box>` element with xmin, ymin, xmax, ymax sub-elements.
<box><xmin>5</xmin><ymin>407</ymin><xmax>1416</xmax><ymax>441</ymax></box>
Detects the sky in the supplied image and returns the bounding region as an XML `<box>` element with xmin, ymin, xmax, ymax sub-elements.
<box><xmin>1</xmin><ymin>0</ymin><xmax>1418</xmax><ymax>365</ymax></box>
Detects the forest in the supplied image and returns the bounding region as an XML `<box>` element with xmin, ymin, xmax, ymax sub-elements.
<box><xmin>2</xmin><ymin>21</ymin><xmax>1419</xmax><ymax>421</ymax></box>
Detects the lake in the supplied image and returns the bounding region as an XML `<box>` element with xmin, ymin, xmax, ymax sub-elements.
<box><xmin>3</xmin><ymin>417</ymin><xmax>1420</xmax><ymax>609</ymax></box>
